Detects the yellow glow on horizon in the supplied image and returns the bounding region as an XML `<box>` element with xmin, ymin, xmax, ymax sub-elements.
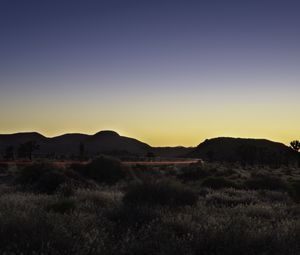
<box><xmin>1</xmin><ymin>83</ymin><xmax>299</xmax><ymax>147</ymax></box>
<box><xmin>0</xmin><ymin>124</ymin><xmax>297</xmax><ymax>148</ymax></box>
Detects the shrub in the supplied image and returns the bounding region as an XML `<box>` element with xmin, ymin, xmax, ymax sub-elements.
<box><xmin>70</xmin><ymin>162</ymin><xmax>86</xmax><ymax>176</ymax></box>
<box><xmin>130</xmin><ymin>164</ymin><xmax>164</xmax><ymax>182</ymax></box>
<box><xmin>177</xmin><ymin>163</ymin><xmax>210</xmax><ymax>182</ymax></box>
<box><xmin>75</xmin><ymin>189</ymin><xmax>122</xmax><ymax>213</ymax></box>
<box><xmin>17</xmin><ymin>163</ymin><xmax>82</xmax><ymax>194</ymax></box>
<box><xmin>288</xmin><ymin>181</ymin><xmax>300</xmax><ymax>203</ymax></box>
<box><xmin>258</xmin><ymin>190</ymin><xmax>291</xmax><ymax>203</ymax></box>
<box><xmin>245</xmin><ymin>176</ymin><xmax>288</xmax><ymax>191</ymax></box>
<box><xmin>34</xmin><ymin>171</ymin><xmax>67</xmax><ymax>194</ymax></box>
<box><xmin>107</xmin><ymin>205</ymin><xmax>159</xmax><ymax>230</ymax></box>
<box><xmin>123</xmin><ymin>181</ymin><xmax>198</xmax><ymax>207</ymax></box>
<box><xmin>205</xmin><ymin>190</ymin><xmax>256</xmax><ymax>207</ymax></box>
<box><xmin>56</xmin><ymin>182</ymin><xmax>76</xmax><ymax>197</ymax></box>
<box><xmin>77</xmin><ymin>156</ymin><xmax>127</xmax><ymax>184</ymax></box>
<box><xmin>17</xmin><ymin>163</ymin><xmax>53</xmax><ymax>184</ymax></box>
<box><xmin>46</xmin><ymin>198</ymin><xmax>76</xmax><ymax>214</ymax></box>
<box><xmin>201</xmin><ymin>177</ymin><xmax>239</xmax><ymax>189</ymax></box>
<box><xmin>0</xmin><ymin>194</ymin><xmax>105</xmax><ymax>254</ymax></box>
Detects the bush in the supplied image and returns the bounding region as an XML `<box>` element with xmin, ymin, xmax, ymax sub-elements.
<box><xmin>123</xmin><ymin>181</ymin><xmax>198</xmax><ymax>207</ymax></box>
<box><xmin>17</xmin><ymin>163</ymin><xmax>53</xmax><ymax>185</ymax></box>
<box><xmin>70</xmin><ymin>162</ymin><xmax>86</xmax><ymax>176</ymax></box>
<box><xmin>245</xmin><ymin>176</ymin><xmax>288</xmax><ymax>191</ymax></box>
<box><xmin>288</xmin><ymin>181</ymin><xmax>300</xmax><ymax>203</ymax></box>
<box><xmin>56</xmin><ymin>182</ymin><xmax>76</xmax><ymax>197</ymax></box>
<box><xmin>46</xmin><ymin>198</ymin><xmax>76</xmax><ymax>214</ymax></box>
<box><xmin>17</xmin><ymin>163</ymin><xmax>83</xmax><ymax>194</ymax></box>
<box><xmin>177</xmin><ymin>163</ymin><xmax>210</xmax><ymax>182</ymax></box>
<box><xmin>205</xmin><ymin>190</ymin><xmax>256</xmax><ymax>207</ymax></box>
<box><xmin>0</xmin><ymin>194</ymin><xmax>105</xmax><ymax>254</ymax></box>
<box><xmin>107</xmin><ymin>205</ymin><xmax>159</xmax><ymax>230</ymax></box>
<box><xmin>201</xmin><ymin>177</ymin><xmax>239</xmax><ymax>189</ymax></box>
<box><xmin>81</xmin><ymin>156</ymin><xmax>127</xmax><ymax>184</ymax></box>
<box><xmin>33</xmin><ymin>171</ymin><xmax>67</xmax><ymax>194</ymax></box>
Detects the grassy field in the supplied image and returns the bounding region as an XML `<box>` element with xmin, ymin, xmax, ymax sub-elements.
<box><xmin>0</xmin><ymin>158</ymin><xmax>300</xmax><ymax>255</ymax></box>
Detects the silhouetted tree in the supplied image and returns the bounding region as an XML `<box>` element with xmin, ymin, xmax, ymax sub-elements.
<box><xmin>291</xmin><ymin>140</ymin><xmax>300</xmax><ymax>167</ymax></box>
<box><xmin>290</xmin><ymin>140</ymin><xmax>300</xmax><ymax>152</ymax></box>
<box><xmin>18</xmin><ymin>141</ymin><xmax>40</xmax><ymax>160</ymax></box>
<box><xmin>4</xmin><ymin>146</ymin><xmax>15</xmax><ymax>160</ymax></box>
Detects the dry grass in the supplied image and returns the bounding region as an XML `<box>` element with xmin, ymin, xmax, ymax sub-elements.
<box><xmin>0</xmin><ymin>162</ymin><xmax>300</xmax><ymax>254</ymax></box>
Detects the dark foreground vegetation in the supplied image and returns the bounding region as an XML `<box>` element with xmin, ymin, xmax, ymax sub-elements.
<box><xmin>0</xmin><ymin>157</ymin><xmax>300</xmax><ymax>255</ymax></box>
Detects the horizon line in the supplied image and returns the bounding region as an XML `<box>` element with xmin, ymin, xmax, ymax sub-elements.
<box><xmin>0</xmin><ymin>129</ymin><xmax>293</xmax><ymax>148</ymax></box>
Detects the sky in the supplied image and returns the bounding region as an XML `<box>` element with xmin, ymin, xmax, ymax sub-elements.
<box><xmin>0</xmin><ymin>0</ymin><xmax>299</xmax><ymax>146</ymax></box>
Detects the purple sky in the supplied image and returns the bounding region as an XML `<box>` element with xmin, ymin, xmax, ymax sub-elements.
<box><xmin>1</xmin><ymin>0</ymin><xmax>300</xmax><ymax>146</ymax></box>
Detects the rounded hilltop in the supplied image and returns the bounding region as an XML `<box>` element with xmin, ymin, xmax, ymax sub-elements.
<box><xmin>93</xmin><ymin>130</ymin><xmax>120</xmax><ymax>137</ymax></box>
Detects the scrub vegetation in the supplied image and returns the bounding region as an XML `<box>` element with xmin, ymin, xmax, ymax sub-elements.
<box><xmin>0</xmin><ymin>158</ymin><xmax>300</xmax><ymax>254</ymax></box>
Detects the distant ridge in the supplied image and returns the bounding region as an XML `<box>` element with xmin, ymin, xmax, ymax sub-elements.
<box><xmin>0</xmin><ymin>130</ymin><xmax>192</xmax><ymax>158</ymax></box>
<box><xmin>93</xmin><ymin>130</ymin><xmax>120</xmax><ymax>137</ymax></box>
<box><xmin>0</xmin><ymin>132</ymin><xmax>297</xmax><ymax>164</ymax></box>
<box><xmin>189</xmin><ymin>137</ymin><xmax>298</xmax><ymax>166</ymax></box>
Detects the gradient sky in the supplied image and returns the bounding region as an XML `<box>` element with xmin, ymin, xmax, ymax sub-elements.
<box><xmin>1</xmin><ymin>0</ymin><xmax>299</xmax><ymax>146</ymax></box>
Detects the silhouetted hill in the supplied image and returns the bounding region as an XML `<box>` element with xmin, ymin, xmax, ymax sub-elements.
<box><xmin>0</xmin><ymin>132</ymin><xmax>47</xmax><ymax>153</ymax></box>
<box><xmin>87</xmin><ymin>131</ymin><xmax>152</xmax><ymax>155</ymax></box>
<box><xmin>93</xmin><ymin>130</ymin><xmax>120</xmax><ymax>138</ymax></box>
<box><xmin>189</xmin><ymin>137</ymin><xmax>298</xmax><ymax>166</ymax></box>
<box><xmin>0</xmin><ymin>131</ymin><xmax>192</xmax><ymax>159</ymax></box>
<box><xmin>0</xmin><ymin>132</ymin><xmax>46</xmax><ymax>144</ymax></box>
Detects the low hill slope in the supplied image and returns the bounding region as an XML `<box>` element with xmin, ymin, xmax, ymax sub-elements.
<box><xmin>0</xmin><ymin>131</ymin><xmax>192</xmax><ymax>158</ymax></box>
<box><xmin>189</xmin><ymin>137</ymin><xmax>298</xmax><ymax>166</ymax></box>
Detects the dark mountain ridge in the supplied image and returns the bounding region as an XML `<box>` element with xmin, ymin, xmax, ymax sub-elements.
<box><xmin>0</xmin><ymin>133</ymin><xmax>298</xmax><ymax>165</ymax></box>
<box><xmin>0</xmin><ymin>131</ymin><xmax>190</xmax><ymax>158</ymax></box>
<box><xmin>189</xmin><ymin>137</ymin><xmax>298</xmax><ymax>166</ymax></box>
